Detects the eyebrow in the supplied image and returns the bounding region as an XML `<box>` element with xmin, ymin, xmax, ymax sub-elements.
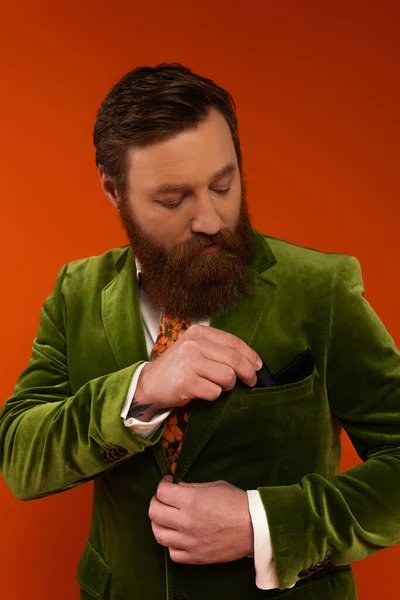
<box><xmin>151</xmin><ymin>162</ymin><xmax>237</xmax><ymax>196</ymax></box>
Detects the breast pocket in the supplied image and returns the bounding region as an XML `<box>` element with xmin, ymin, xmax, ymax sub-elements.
<box><xmin>240</xmin><ymin>369</ymin><xmax>316</xmax><ymax>408</ymax></box>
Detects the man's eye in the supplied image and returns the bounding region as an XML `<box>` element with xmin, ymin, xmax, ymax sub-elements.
<box><xmin>163</xmin><ymin>199</ymin><xmax>184</xmax><ymax>210</ymax></box>
<box><xmin>162</xmin><ymin>187</ymin><xmax>230</xmax><ymax>209</ymax></box>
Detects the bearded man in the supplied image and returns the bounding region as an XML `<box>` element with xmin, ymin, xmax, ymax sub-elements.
<box><xmin>1</xmin><ymin>63</ymin><xmax>400</xmax><ymax>600</ymax></box>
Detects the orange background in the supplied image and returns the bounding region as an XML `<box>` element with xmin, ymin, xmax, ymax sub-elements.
<box><xmin>1</xmin><ymin>1</ymin><xmax>399</xmax><ymax>598</ymax></box>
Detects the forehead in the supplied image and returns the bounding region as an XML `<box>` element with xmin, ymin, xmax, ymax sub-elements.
<box><xmin>126</xmin><ymin>108</ymin><xmax>237</xmax><ymax>194</ymax></box>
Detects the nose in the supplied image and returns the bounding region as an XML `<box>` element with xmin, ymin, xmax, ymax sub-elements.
<box><xmin>190</xmin><ymin>192</ymin><xmax>222</xmax><ymax>236</ymax></box>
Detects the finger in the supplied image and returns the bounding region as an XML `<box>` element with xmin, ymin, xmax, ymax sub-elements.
<box><xmin>195</xmin><ymin>354</ymin><xmax>257</xmax><ymax>390</ymax></box>
<box><xmin>194</xmin><ymin>356</ymin><xmax>236</xmax><ymax>392</ymax></box>
<box><xmin>160</xmin><ymin>475</ymin><xmax>173</xmax><ymax>483</ymax></box>
<box><xmin>151</xmin><ymin>521</ymin><xmax>190</xmax><ymax>550</ymax></box>
<box><xmin>148</xmin><ymin>496</ymin><xmax>181</xmax><ymax>529</ymax></box>
<box><xmin>191</xmin><ymin>325</ymin><xmax>262</xmax><ymax>370</ymax></box>
<box><xmin>157</xmin><ymin>479</ymin><xmax>191</xmax><ymax>509</ymax></box>
<box><xmin>177</xmin><ymin>479</ymin><xmax>223</xmax><ymax>488</ymax></box>
<box><xmin>169</xmin><ymin>547</ymin><xmax>197</xmax><ymax>564</ymax></box>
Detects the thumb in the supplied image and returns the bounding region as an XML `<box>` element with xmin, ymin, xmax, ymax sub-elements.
<box><xmin>177</xmin><ymin>479</ymin><xmax>224</xmax><ymax>488</ymax></box>
<box><xmin>160</xmin><ymin>475</ymin><xmax>174</xmax><ymax>484</ymax></box>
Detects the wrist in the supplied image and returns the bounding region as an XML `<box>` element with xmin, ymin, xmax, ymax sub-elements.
<box><xmin>131</xmin><ymin>403</ymin><xmax>160</xmax><ymax>422</ymax></box>
<box><xmin>127</xmin><ymin>365</ymin><xmax>160</xmax><ymax>422</ymax></box>
<box><xmin>242</xmin><ymin>491</ymin><xmax>255</xmax><ymax>557</ymax></box>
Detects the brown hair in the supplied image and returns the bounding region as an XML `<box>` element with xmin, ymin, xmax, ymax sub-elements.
<box><xmin>93</xmin><ymin>62</ymin><xmax>242</xmax><ymax>195</ymax></box>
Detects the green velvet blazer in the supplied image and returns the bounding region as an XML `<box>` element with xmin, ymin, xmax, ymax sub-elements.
<box><xmin>1</xmin><ymin>228</ymin><xmax>400</xmax><ymax>600</ymax></box>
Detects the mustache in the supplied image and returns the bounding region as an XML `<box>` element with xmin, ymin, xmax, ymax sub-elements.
<box><xmin>175</xmin><ymin>230</ymin><xmax>239</xmax><ymax>255</ymax></box>
<box><xmin>161</xmin><ymin>232</ymin><xmax>241</xmax><ymax>274</ymax></box>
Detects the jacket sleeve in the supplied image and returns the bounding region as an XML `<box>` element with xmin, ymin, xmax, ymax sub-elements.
<box><xmin>0</xmin><ymin>265</ymin><xmax>165</xmax><ymax>501</ymax></box>
<box><xmin>257</xmin><ymin>255</ymin><xmax>400</xmax><ymax>589</ymax></box>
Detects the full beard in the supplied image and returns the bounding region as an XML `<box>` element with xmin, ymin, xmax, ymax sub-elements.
<box><xmin>119</xmin><ymin>193</ymin><xmax>254</xmax><ymax>322</ymax></box>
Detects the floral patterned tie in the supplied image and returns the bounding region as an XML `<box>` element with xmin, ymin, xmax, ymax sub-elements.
<box><xmin>149</xmin><ymin>312</ymin><xmax>192</xmax><ymax>474</ymax></box>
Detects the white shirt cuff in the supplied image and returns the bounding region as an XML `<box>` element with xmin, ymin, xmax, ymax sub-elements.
<box><xmin>121</xmin><ymin>363</ymin><xmax>148</xmax><ymax>420</ymax></box>
<box><xmin>247</xmin><ymin>490</ymin><xmax>296</xmax><ymax>590</ymax></box>
<box><xmin>121</xmin><ymin>362</ymin><xmax>171</xmax><ymax>438</ymax></box>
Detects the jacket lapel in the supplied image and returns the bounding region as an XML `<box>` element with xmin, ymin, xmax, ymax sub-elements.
<box><xmin>101</xmin><ymin>249</ymin><xmax>168</xmax><ymax>473</ymax></box>
<box><xmin>101</xmin><ymin>248</ymin><xmax>149</xmax><ymax>370</ymax></box>
<box><xmin>173</xmin><ymin>230</ymin><xmax>278</xmax><ymax>482</ymax></box>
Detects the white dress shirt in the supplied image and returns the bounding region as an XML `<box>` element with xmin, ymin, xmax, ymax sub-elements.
<box><xmin>119</xmin><ymin>258</ymin><xmax>296</xmax><ymax>591</ymax></box>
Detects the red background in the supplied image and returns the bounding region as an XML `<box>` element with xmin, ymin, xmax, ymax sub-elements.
<box><xmin>1</xmin><ymin>1</ymin><xmax>399</xmax><ymax>598</ymax></box>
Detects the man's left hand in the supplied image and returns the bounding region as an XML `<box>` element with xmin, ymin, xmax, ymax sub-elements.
<box><xmin>148</xmin><ymin>475</ymin><xmax>254</xmax><ymax>564</ymax></box>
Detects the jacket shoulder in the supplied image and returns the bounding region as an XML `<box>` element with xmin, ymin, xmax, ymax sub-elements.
<box><xmin>263</xmin><ymin>234</ymin><xmax>352</xmax><ymax>277</ymax></box>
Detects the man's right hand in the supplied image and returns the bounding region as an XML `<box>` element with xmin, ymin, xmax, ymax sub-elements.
<box><xmin>135</xmin><ymin>325</ymin><xmax>263</xmax><ymax>411</ymax></box>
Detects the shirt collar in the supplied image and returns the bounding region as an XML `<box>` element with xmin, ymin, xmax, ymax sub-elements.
<box><xmin>134</xmin><ymin>256</ymin><xmax>143</xmax><ymax>283</ymax></box>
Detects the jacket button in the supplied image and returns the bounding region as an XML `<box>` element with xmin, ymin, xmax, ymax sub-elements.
<box><xmin>116</xmin><ymin>446</ymin><xmax>128</xmax><ymax>457</ymax></box>
<box><xmin>297</xmin><ymin>569</ymin><xmax>309</xmax><ymax>579</ymax></box>
<box><xmin>101</xmin><ymin>451</ymin><xmax>112</xmax><ymax>463</ymax></box>
<box><xmin>316</xmin><ymin>556</ymin><xmax>331</xmax><ymax>568</ymax></box>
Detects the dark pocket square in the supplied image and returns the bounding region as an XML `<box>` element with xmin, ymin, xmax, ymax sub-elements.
<box><xmin>252</xmin><ymin>348</ymin><xmax>315</xmax><ymax>389</ymax></box>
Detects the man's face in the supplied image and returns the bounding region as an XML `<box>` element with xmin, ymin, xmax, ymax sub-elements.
<box><xmin>117</xmin><ymin>107</ymin><xmax>254</xmax><ymax>321</ymax></box>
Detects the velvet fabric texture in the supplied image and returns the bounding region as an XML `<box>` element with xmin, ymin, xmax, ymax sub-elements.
<box><xmin>1</xmin><ymin>227</ymin><xmax>400</xmax><ymax>599</ymax></box>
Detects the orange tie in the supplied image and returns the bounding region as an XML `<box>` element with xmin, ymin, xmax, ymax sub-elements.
<box><xmin>149</xmin><ymin>312</ymin><xmax>192</xmax><ymax>474</ymax></box>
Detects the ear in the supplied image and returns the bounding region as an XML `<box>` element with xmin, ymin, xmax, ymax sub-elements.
<box><xmin>97</xmin><ymin>164</ymin><xmax>121</xmax><ymax>209</ymax></box>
